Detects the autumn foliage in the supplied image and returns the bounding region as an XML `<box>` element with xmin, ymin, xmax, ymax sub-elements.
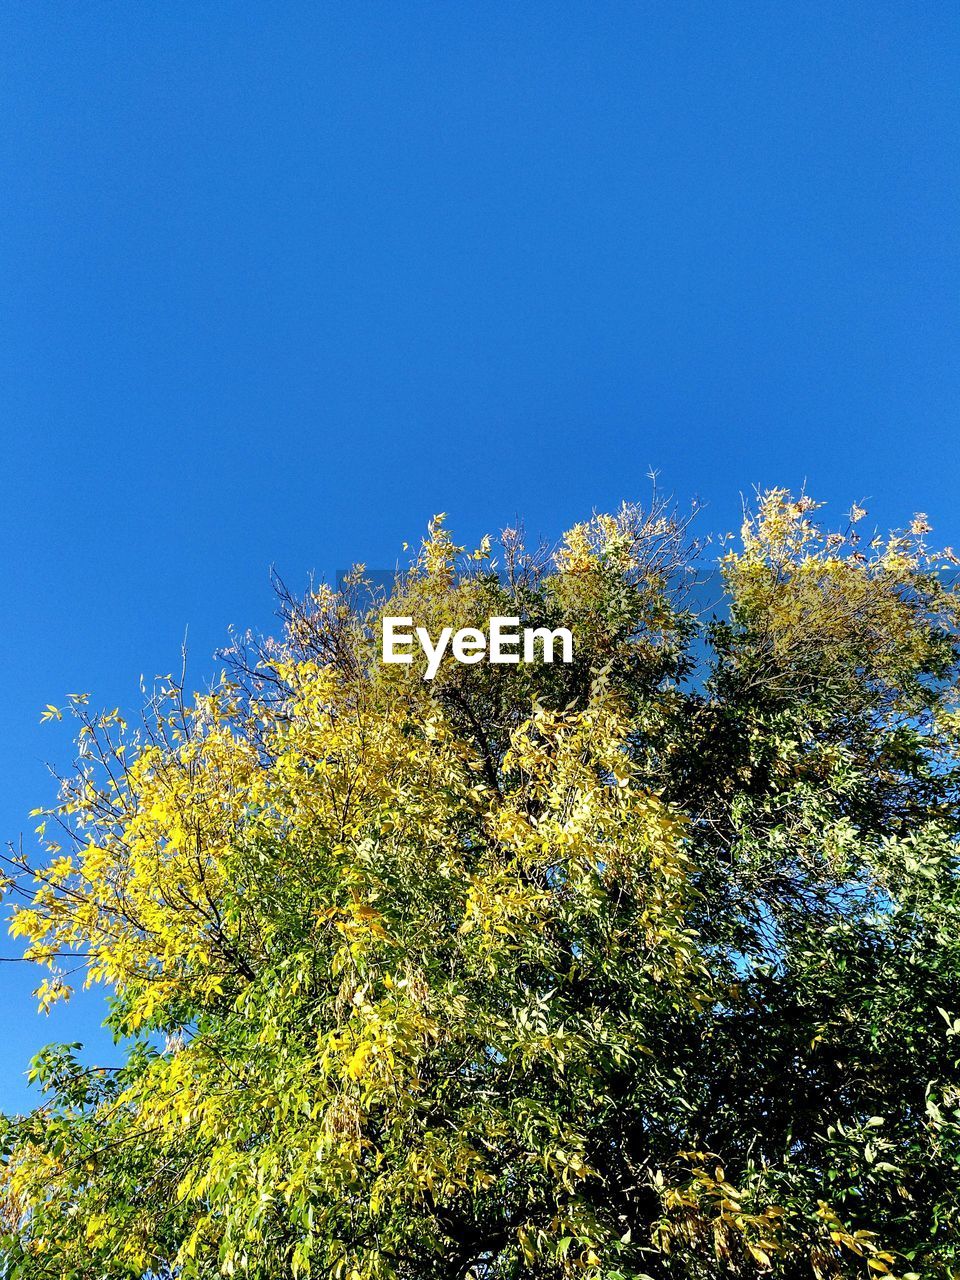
<box><xmin>3</xmin><ymin>493</ymin><xmax>960</xmax><ymax>1279</ymax></box>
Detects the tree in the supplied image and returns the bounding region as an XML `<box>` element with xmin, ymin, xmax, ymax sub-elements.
<box><xmin>3</xmin><ymin>491</ymin><xmax>960</xmax><ymax>1280</ymax></box>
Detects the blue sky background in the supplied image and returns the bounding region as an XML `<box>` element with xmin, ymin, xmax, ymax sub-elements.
<box><xmin>1</xmin><ymin>1</ymin><xmax>958</xmax><ymax>1113</ymax></box>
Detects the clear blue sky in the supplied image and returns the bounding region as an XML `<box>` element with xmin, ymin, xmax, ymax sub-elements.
<box><xmin>1</xmin><ymin>2</ymin><xmax>958</xmax><ymax>1113</ymax></box>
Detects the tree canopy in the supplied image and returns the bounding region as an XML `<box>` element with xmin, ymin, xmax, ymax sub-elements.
<box><xmin>3</xmin><ymin>491</ymin><xmax>960</xmax><ymax>1280</ymax></box>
